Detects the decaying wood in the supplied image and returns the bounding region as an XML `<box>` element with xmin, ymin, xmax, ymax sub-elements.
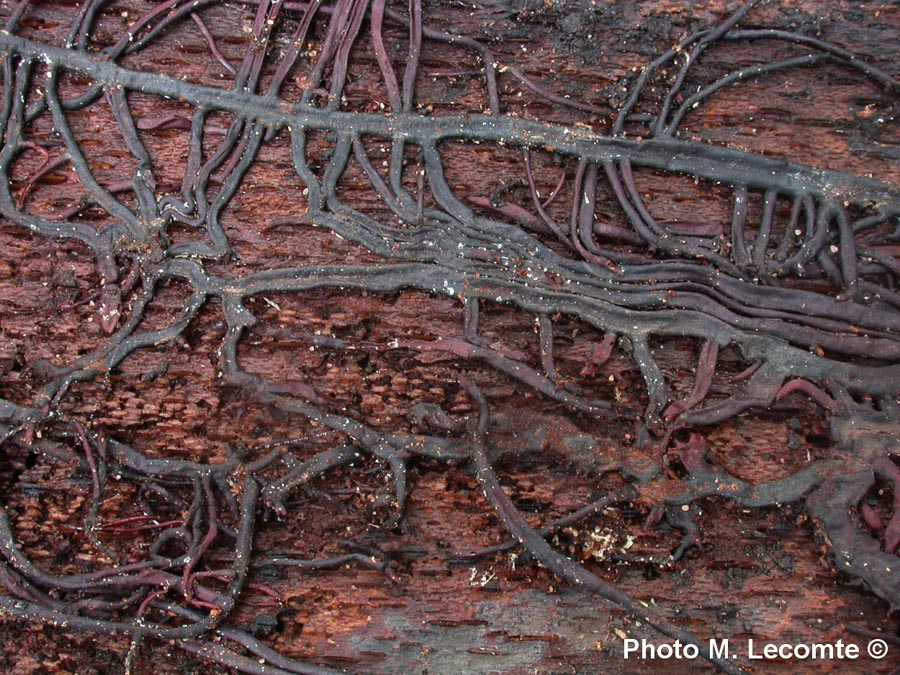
<box><xmin>0</xmin><ymin>1</ymin><xmax>898</xmax><ymax>674</ymax></box>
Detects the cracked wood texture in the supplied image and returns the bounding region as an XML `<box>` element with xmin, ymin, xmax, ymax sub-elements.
<box><xmin>0</xmin><ymin>1</ymin><xmax>898</xmax><ymax>675</ymax></box>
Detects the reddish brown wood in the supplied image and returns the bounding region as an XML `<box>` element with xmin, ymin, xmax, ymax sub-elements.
<box><xmin>0</xmin><ymin>2</ymin><xmax>898</xmax><ymax>674</ymax></box>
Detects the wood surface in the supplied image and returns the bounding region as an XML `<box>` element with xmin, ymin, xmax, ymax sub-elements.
<box><xmin>0</xmin><ymin>1</ymin><xmax>898</xmax><ymax>674</ymax></box>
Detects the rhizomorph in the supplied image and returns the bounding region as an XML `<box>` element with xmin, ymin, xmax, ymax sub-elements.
<box><xmin>0</xmin><ymin>2</ymin><xmax>898</xmax><ymax>674</ymax></box>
